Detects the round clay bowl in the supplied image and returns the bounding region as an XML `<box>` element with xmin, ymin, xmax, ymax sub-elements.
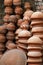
<box><xmin>0</xmin><ymin>49</ymin><xmax>27</xmax><ymax>65</ymax></box>
<box><xmin>18</xmin><ymin>30</ymin><xmax>31</xmax><ymax>38</ymax></box>
<box><xmin>0</xmin><ymin>34</ymin><xmax>6</xmax><ymax>43</ymax></box>
<box><xmin>23</xmin><ymin>10</ymin><xmax>33</xmax><ymax>18</ymax></box>
<box><xmin>9</xmin><ymin>15</ymin><xmax>17</xmax><ymax>23</ymax></box>
<box><xmin>4</xmin><ymin>0</ymin><xmax>13</xmax><ymax>6</ymax></box>
<box><xmin>27</xmin><ymin>36</ymin><xmax>42</xmax><ymax>45</ymax></box>
<box><xmin>7</xmin><ymin>23</ymin><xmax>15</xmax><ymax>31</ymax></box>
<box><xmin>13</xmin><ymin>0</ymin><xmax>21</xmax><ymax>5</ymax></box>
<box><xmin>31</xmin><ymin>11</ymin><xmax>43</xmax><ymax>19</ymax></box>
<box><xmin>14</xmin><ymin>6</ymin><xmax>23</xmax><ymax>15</ymax></box>
<box><xmin>24</xmin><ymin>2</ymin><xmax>31</xmax><ymax>10</ymax></box>
<box><xmin>6</xmin><ymin>31</ymin><xmax>15</xmax><ymax>40</ymax></box>
<box><xmin>27</xmin><ymin>51</ymin><xmax>42</xmax><ymax>58</ymax></box>
<box><xmin>15</xmin><ymin>28</ymin><xmax>22</xmax><ymax>36</ymax></box>
<box><xmin>3</xmin><ymin>14</ymin><xmax>10</xmax><ymax>23</ymax></box>
<box><xmin>6</xmin><ymin>41</ymin><xmax>17</xmax><ymax>50</ymax></box>
<box><xmin>4</xmin><ymin>7</ymin><xmax>13</xmax><ymax>14</ymax></box>
<box><xmin>27</xmin><ymin>57</ymin><xmax>42</xmax><ymax>63</ymax></box>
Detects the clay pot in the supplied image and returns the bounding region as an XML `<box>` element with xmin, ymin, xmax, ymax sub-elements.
<box><xmin>3</xmin><ymin>14</ymin><xmax>10</xmax><ymax>23</ymax></box>
<box><xmin>0</xmin><ymin>49</ymin><xmax>27</xmax><ymax>65</ymax></box>
<box><xmin>5</xmin><ymin>7</ymin><xmax>13</xmax><ymax>14</ymax></box>
<box><xmin>13</xmin><ymin>0</ymin><xmax>21</xmax><ymax>5</ymax></box>
<box><xmin>15</xmin><ymin>14</ymin><xmax>21</xmax><ymax>20</ymax></box>
<box><xmin>4</xmin><ymin>0</ymin><xmax>13</xmax><ymax>6</ymax></box>
<box><xmin>14</xmin><ymin>6</ymin><xmax>23</xmax><ymax>15</ymax></box>
<box><xmin>27</xmin><ymin>51</ymin><xmax>42</xmax><ymax>58</ymax></box>
<box><xmin>7</xmin><ymin>23</ymin><xmax>15</xmax><ymax>31</ymax></box>
<box><xmin>27</xmin><ymin>57</ymin><xmax>42</xmax><ymax>63</ymax></box>
<box><xmin>6</xmin><ymin>31</ymin><xmax>15</xmax><ymax>40</ymax></box>
<box><xmin>23</xmin><ymin>10</ymin><xmax>33</xmax><ymax>18</ymax></box>
<box><xmin>31</xmin><ymin>11</ymin><xmax>43</xmax><ymax>19</ymax></box>
<box><xmin>18</xmin><ymin>30</ymin><xmax>31</xmax><ymax>53</ymax></box>
<box><xmin>6</xmin><ymin>41</ymin><xmax>17</xmax><ymax>50</ymax></box>
<box><xmin>18</xmin><ymin>30</ymin><xmax>31</xmax><ymax>38</ymax></box>
<box><xmin>0</xmin><ymin>34</ymin><xmax>6</xmax><ymax>43</ymax></box>
<box><xmin>27</xmin><ymin>36</ymin><xmax>42</xmax><ymax>47</ymax></box>
<box><xmin>17</xmin><ymin>19</ymin><xmax>23</xmax><ymax>27</ymax></box>
<box><xmin>9</xmin><ymin>15</ymin><xmax>17</xmax><ymax>23</ymax></box>
<box><xmin>24</xmin><ymin>2</ymin><xmax>31</xmax><ymax>10</ymax></box>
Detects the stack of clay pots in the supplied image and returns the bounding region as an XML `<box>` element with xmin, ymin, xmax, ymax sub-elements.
<box><xmin>31</xmin><ymin>11</ymin><xmax>43</xmax><ymax>62</ymax></box>
<box><xmin>6</xmin><ymin>22</ymin><xmax>16</xmax><ymax>50</ymax></box>
<box><xmin>18</xmin><ymin>30</ymin><xmax>31</xmax><ymax>54</ymax></box>
<box><xmin>4</xmin><ymin>0</ymin><xmax>13</xmax><ymax>24</ymax></box>
<box><xmin>0</xmin><ymin>25</ymin><xmax>6</xmax><ymax>59</ymax></box>
<box><xmin>27</xmin><ymin>36</ymin><xmax>42</xmax><ymax>65</ymax></box>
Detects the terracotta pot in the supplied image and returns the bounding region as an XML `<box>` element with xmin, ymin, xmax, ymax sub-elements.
<box><xmin>6</xmin><ymin>41</ymin><xmax>17</xmax><ymax>50</ymax></box>
<box><xmin>0</xmin><ymin>49</ymin><xmax>27</xmax><ymax>65</ymax></box>
<box><xmin>0</xmin><ymin>34</ymin><xmax>6</xmax><ymax>43</ymax></box>
<box><xmin>23</xmin><ymin>10</ymin><xmax>33</xmax><ymax>18</ymax></box>
<box><xmin>5</xmin><ymin>7</ymin><xmax>13</xmax><ymax>14</ymax></box>
<box><xmin>24</xmin><ymin>2</ymin><xmax>31</xmax><ymax>10</ymax></box>
<box><xmin>18</xmin><ymin>30</ymin><xmax>31</xmax><ymax>38</ymax></box>
<box><xmin>3</xmin><ymin>14</ymin><xmax>10</xmax><ymax>23</ymax></box>
<box><xmin>14</xmin><ymin>6</ymin><xmax>23</xmax><ymax>15</ymax></box>
<box><xmin>7</xmin><ymin>23</ymin><xmax>15</xmax><ymax>31</ymax></box>
<box><xmin>6</xmin><ymin>31</ymin><xmax>15</xmax><ymax>40</ymax></box>
<box><xmin>4</xmin><ymin>0</ymin><xmax>12</xmax><ymax>6</ymax></box>
<box><xmin>27</xmin><ymin>57</ymin><xmax>42</xmax><ymax>63</ymax></box>
<box><xmin>27</xmin><ymin>36</ymin><xmax>42</xmax><ymax>46</ymax></box>
<box><xmin>27</xmin><ymin>51</ymin><xmax>42</xmax><ymax>58</ymax></box>
<box><xmin>13</xmin><ymin>0</ymin><xmax>21</xmax><ymax>5</ymax></box>
<box><xmin>15</xmin><ymin>14</ymin><xmax>21</xmax><ymax>20</ymax></box>
<box><xmin>9</xmin><ymin>15</ymin><xmax>17</xmax><ymax>23</ymax></box>
<box><xmin>31</xmin><ymin>11</ymin><xmax>43</xmax><ymax>20</ymax></box>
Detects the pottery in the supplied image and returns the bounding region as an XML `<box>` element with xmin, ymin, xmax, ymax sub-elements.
<box><xmin>0</xmin><ymin>49</ymin><xmax>27</xmax><ymax>65</ymax></box>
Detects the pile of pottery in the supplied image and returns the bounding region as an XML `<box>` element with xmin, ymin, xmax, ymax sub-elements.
<box><xmin>27</xmin><ymin>36</ymin><xmax>42</xmax><ymax>65</ymax></box>
<box><xmin>31</xmin><ymin>12</ymin><xmax>43</xmax><ymax>62</ymax></box>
